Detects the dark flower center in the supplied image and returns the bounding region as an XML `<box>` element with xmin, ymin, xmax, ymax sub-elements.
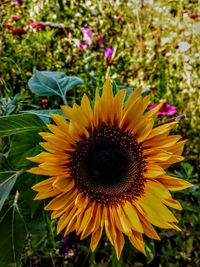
<box><xmin>71</xmin><ymin>125</ymin><xmax>145</xmax><ymax>205</ymax></box>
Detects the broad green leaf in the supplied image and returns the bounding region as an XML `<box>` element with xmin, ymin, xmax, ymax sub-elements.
<box><xmin>0</xmin><ymin>113</ymin><xmax>46</xmax><ymax>137</ymax></box>
<box><xmin>28</xmin><ymin>69</ymin><xmax>84</xmax><ymax>98</ymax></box>
<box><xmin>0</xmin><ymin>205</ymin><xmax>27</xmax><ymax>267</ymax></box>
<box><xmin>0</xmin><ymin>155</ymin><xmax>23</xmax><ymax>211</ymax></box>
<box><xmin>8</xmin><ymin>131</ymin><xmax>42</xmax><ymax>167</ymax></box>
<box><xmin>21</xmin><ymin>109</ymin><xmax>65</xmax><ymax>124</ymax></box>
<box><xmin>0</xmin><ymin>173</ymin><xmax>18</xmax><ymax>211</ymax></box>
<box><xmin>0</xmin><ymin>153</ymin><xmax>13</xmax><ymax>172</ymax></box>
<box><xmin>15</xmin><ymin>173</ymin><xmax>43</xmax><ymax>218</ymax></box>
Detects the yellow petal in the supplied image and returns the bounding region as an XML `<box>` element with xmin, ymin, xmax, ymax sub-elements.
<box><xmin>78</xmin><ymin>204</ymin><xmax>94</xmax><ymax>234</ymax></box>
<box><xmin>143</xmin><ymin>102</ymin><xmax>164</xmax><ymax>120</ymax></box>
<box><xmin>116</xmin><ymin>205</ymin><xmax>132</xmax><ymax>235</ymax></box>
<box><xmin>124</xmin><ymin>87</ymin><xmax>142</xmax><ymax>112</ymax></box>
<box><xmin>27</xmin><ymin>153</ymin><xmax>45</xmax><ymax>163</ymax></box>
<box><xmin>57</xmin><ymin>205</ymin><xmax>77</xmax><ymax>234</ymax></box>
<box><xmin>64</xmin><ymin>208</ymin><xmax>83</xmax><ymax>236</ymax></box>
<box><xmin>128</xmin><ymin>231</ymin><xmax>146</xmax><ymax>255</ymax></box>
<box><xmin>45</xmin><ymin>188</ymin><xmax>77</xmax><ymax>211</ymax></box>
<box><xmin>104</xmin><ymin>206</ymin><xmax>116</xmax><ymax>246</ymax></box>
<box><xmin>168</xmin><ymin>222</ymin><xmax>182</xmax><ymax>231</ymax></box>
<box><xmin>51</xmin><ymin>115</ymin><xmax>75</xmax><ymax>141</ymax></box>
<box><xmin>114</xmin><ymin>229</ymin><xmax>125</xmax><ymax>260</ymax></box>
<box><xmin>47</xmin><ymin>124</ymin><xmax>71</xmax><ymax>140</ymax></box>
<box><xmin>80</xmin><ymin>202</ymin><xmax>97</xmax><ymax>239</ymax></box>
<box><xmin>93</xmin><ymin>88</ymin><xmax>102</xmax><ymax>128</ymax></box>
<box><xmin>28</xmin><ymin>166</ymin><xmax>58</xmax><ymax>176</ymax></box>
<box><xmin>34</xmin><ymin>188</ymin><xmax>60</xmax><ymax>200</ymax></box>
<box><xmin>120</xmin><ymin>96</ymin><xmax>143</xmax><ymax>131</ymax></box>
<box><xmin>123</xmin><ymin>202</ymin><xmax>144</xmax><ymax>233</ymax></box>
<box><xmin>144</xmin><ymin>165</ymin><xmax>166</xmax><ymax>178</ymax></box>
<box><xmin>53</xmin><ymin>176</ymin><xmax>74</xmax><ymax>192</ymax></box>
<box><xmin>113</xmin><ymin>89</ymin><xmax>126</xmax><ymax>125</ymax></box>
<box><xmin>163</xmin><ymin>198</ymin><xmax>182</xmax><ymax>210</ymax></box>
<box><xmin>157</xmin><ymin>175</ymin><xmax>192</xmax><ymax>191</ymax></box>
<box><xmin>101</xmin><ymin>80</ymin><xmax>114</xmax><ymax>125</ymax></box>
<box><xmin>81</xmin><ymin>94</ymin><xmax>94</xmax><ymax>130</ymax></box>
<box><xmin>32</xmin><ymin>177</ymin><xmax>55</xmax><ymax>192</ymax></box>
<box><xmin>142</xmin><ymin>135</ymin><xmax>182</xmax><ymax>150</ymax></box>
<box><xmin>158</xmin><ymin>155</ymin><xmax>184</xmax><ymax>169</ymax></box>
<box><xmin>145</xmin><ymin>179</ymin><xmax>171</xmax><ymax>199</ymax></box>
<box><xmin>141</xmin><ymin>94</ymin><xmax>151</xmax><ymax>113</ymax></box>
<box><xmin>51</xmin><ymin>200</ymin><xmax>75</xmax><ymax>219</ymax></box>
<box><xmin>146</xmin><ymin>122</ymin><xmax>177</xmax><ymax>140</ymax></box>
<box><xmin>44</xmin><ymin>192</ymin><xmax>69</xmax><ymax>211</ymax></box>
<box><xmin>39</xmin><ymin>141</ymin><xmax>64</xmax><ymax>153</ymax></box>
<box><xmin>145</xmin><ymin>151</ymin><xmax>173</xmax><ymax>163</ymax></box>
<box><xmin>136</xmin><ymin>191</ymin><xmax>178</xmax><ymax>228</ymax></box>
<box><xmin>167</xmin><ymin>140</ymin><xmax>187</xmax><ymax>155</ymax></box>
<box><xmin>90</xmin><ymin>226</ymin><xmax>103</xmax><ymax>252</ymax></box>
<box><xmin>139</xmin><ymin>214</ymin><xmax>160</xmax><ymax>240</ymax></box>
<box><xmin>135</xmin><ymin>119</ymin><xmax>154</xmax><ymax>143</ymax></box>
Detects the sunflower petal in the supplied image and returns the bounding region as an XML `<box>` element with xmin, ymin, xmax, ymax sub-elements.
<box><xmin>157</xmin><ymin>175</ymin><xmax>192</xmax><ymax>191</ymax></box>
<box><xmin>53</xmin><ymin>176</ymin><xmax>74</xmax><ymax>192</ymax></box>
<box><xmin>128</xmin><ymin>231</ymin><xmax>146</xmax><ymax>255</ymax></box>
<box><xmin>123</xmin><ymin>201</ymin><xmax>144</xmax><ymax>233</ymax></box>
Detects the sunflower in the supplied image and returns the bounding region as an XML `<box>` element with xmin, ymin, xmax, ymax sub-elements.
<box><xmin>28</xmin><ymin>80</ymin><xmax>192</xmax><ymax>259</ymax></box>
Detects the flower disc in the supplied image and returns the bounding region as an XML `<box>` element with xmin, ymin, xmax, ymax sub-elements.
<box><xmin>71</xmin><ymin>124</ymin><xmax>145</xmax><ymax>205</ymax></box>
<box><xmin>28</xmin><ymin>80</ymin><xmax>192</xmax><ymax>259</ymax></box>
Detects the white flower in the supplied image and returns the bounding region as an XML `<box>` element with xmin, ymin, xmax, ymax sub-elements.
<box><xmin>178</xmin><ymin>42</ymin><xmax>191</xmax><ymax>52</ymax></box>
<box><xmin>161</xmin><ymin>37</ymin><xmax>171</xmax><ymax>45</ymax></box>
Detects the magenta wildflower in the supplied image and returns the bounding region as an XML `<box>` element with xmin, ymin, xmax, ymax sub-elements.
<box><xmin>104</xmin><ymin>47</ymin><xmax>113</xmax><ymax>59</ymax></box>
<box><xmin>11</xmin><ymin>15</ymin><xmax>20</xmax><ymax>21</ymax></box>
<box><xmin>12</xmin><ymin>27</ymin><xmax>26</xmax><ymax>36</ymax></box>
<box><xmin>81</xmin><ymin>27</ymin><xmax>93</xmax><ymax>45</ymax></box>
<box><xmin>149</xmin><ymin>102</ymin><xmax>177</xmax><ymax>115</ymax></box>
<box><xmin>98</xmin><ymin>32</ymin><xmax>103</xmax><ymax>46</ymax></box>
<box><xmin>74</xmin><ymin>39</ymin><xmax>86</xmax><ymax>50</ymax></box>
<box><xmin>5</xmin><ymin>23</ymin><xmax>13</xmax><ymax>30</ymax></box>
<box><xmin>114</xmin><ymin>15</ymin><xmax>123</xmax><ymax>20</ymax></box>
<box><xmin>31</xmin><ymin>22</ymin><xmax>46</xmax><ymax>30</ymax></box>
<box><xmin>12</xmin><ymin>0</ymin><xmax>22</xmax><ymax>7</ymax></box>
<box><xmin>190</xmin><ymin>13</ymin><xmax>199</xmax><ymax>19</ymax></box>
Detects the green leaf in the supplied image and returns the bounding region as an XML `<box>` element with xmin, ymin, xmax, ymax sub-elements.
<box><xmin>0</xmin><ymin>205</ymin><xmax>27</xmax><ymax>267</ymax></box>
<box><xmin>15</xmin><ymin>173</ymin><xmax>42</xmax><ymax>218</ymax></box>
<box><xmin>21</xmin><ymin>109</ymin><xmax>65</xmax><ymax>124</ymax></box>
<box><xmin>0</xmin><ymin>173</ymin><xmax>17</xmax><ymax>211</ymax></box>
<box><xmin>0</xmin><ymin>155</ymin><xmax>22</xmax><ymax>211</ymax></box>
<box><xmin>8</xmin><ymin>131</ymin><xmax>42</xmax><ymax>167</ymax></box>
<box><xmin>28</xmin><ymin>69</ymin><xmax>84</xmax><ymax>98</ymax></box>
<box><xmin>0</xmin><ymin>113</ymin><xmax>46</xmax><ymax>137</ymax></box>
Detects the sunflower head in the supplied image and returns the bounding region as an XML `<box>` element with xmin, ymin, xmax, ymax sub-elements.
<box><xmin>28</xmin><ymin>80</ymin><xmax>192</xmax><ymax>259</ymax></box>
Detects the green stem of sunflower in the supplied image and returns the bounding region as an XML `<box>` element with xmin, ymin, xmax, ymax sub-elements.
<box><xmin>111</xmin><ymin>247</ymin><xmax>123</xmax><ymax>267</ymax></box>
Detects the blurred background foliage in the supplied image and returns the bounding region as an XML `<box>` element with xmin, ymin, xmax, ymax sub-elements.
<box><xmin>0</xmin><ymin>0</ymin><xmax>199</xmax><ymax>266</ymax></box>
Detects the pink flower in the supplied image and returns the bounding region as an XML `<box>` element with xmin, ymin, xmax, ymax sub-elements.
<box><xmin>27</xmin><ymin>18</ymin><xmax>34</xmax><ymax>24</ymax></box>
<box><xmin>5</xmin><ymin>23</ymin><xmax>13</xmax><ymax>30</ymax></box>
<box><xmin>27</xmin><ymin>19</ymin><xmax>46</xmax><ymax>30</ymax></box>
<box><xmin>74</xmin><ymin>39</ymin><xmax>86</xmax><ymax>50</ymax></box>
<box><xmin>190</xmin><ymin>13</ymin><xmax>199</xmax><ymax>19</ymax></box>
<box><xmin>12</xmin><ymin>0</ymin><xmax>22</xmax><ymax>7</ymax></box>
<box><xmin>81</xmin><ymin>27</ymin><xmax>93</xmax><ymax>46</ymax></box>
<box><xmin>98</xmin><ymin>32</ymin><xmax>103</xmax><ymax>46</ymax></box>
<box><xmin>12</xmin><ymin>27</ymin><xmax>26</xmax><ymax>36</ymax></box>
<box><xmin>104</xmin><ymin>47</ymin><xmax>113</xmax><ymax>59</ymax></box>
<box><xmin>114</xmin><ymin>15</ymin><xmax>123</xmax><ymax>20</ymax></box>
<box><xmin>149</xmin><ymin>102</ymin><xmax>177</xmax><ymax>116</ymax></box>
<box><xmin>11</xmin><ymin>15</ymin><xmax>20</xmax><ymax>21</ymax></box>
<box><xmin>31</xmin><ymin>22</ymin><xmax>46</xmax><ymax>30</ymax></box>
